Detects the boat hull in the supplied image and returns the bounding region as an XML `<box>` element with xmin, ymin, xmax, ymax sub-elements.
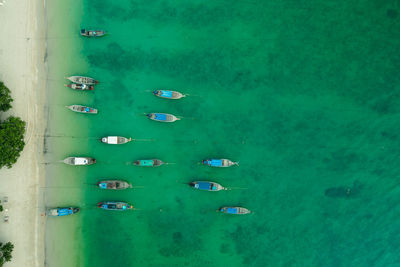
<box><xmin>101</xmin><ymin>136</ymin><xmax>131</xmax><ymax>144</ymax></box>
<box><xmin>133</xmin><ymin>159</ymin><xmax>164</xmax><ymax>167</ymax></box>
<box><xmin>48</xmin><ymin>207</ymin><xmax>80</xmax><ymax>217</ymax></box>
<box><xmin>67</xmin><ymin>76</ymin><xmax>98</xmax><ymax>85</ymax></box>
<box><xmin>153</xmin><ymin>90</ymin><xmax>185</xmax><ymax>99</ymax></box>
<box><xmin>219</xmin><ymin>207</ymin><xmax>250</xmax><ymax>215</ymax></box>
<box><xmin>97</xmin><ymin>201</ymin><xmax>133</xmax><ymax>211</ymax></box>
<box><xmin>63</xmin><ymin>157</ymin><xmax>96</xmax><ymax>166</ymax></box>
<box><xmin>66</xmin><ymin>83</ymin><xmax>94</xmax><ymax>91</ymax></box>
<box><xmin>147</xmin><ymin>113</ymin><xmax>179</xmax><ymax>122</ymax></box>
<box><xmin>80</xmin><ymin>29</ymin><xmax>106</xmax><ymax>37</ymax></box>
<box><xmin>190</xmin><ymin>181</ymin><xmax>224</xmax><ymax>191</ymax></box>
<box><xmin>67</xmin><ymin>105</ymin><xmax>98</xmax><ymax>114</ymax></box>
<box><xmin>202</xmin><ymin>159</ymin><xmax>238</xmax><ymax>167</ymax></box>
<box><xmin>97</xmin><ymin>180</ymin><xmax>132</xmax><ymax>190</ymax></box>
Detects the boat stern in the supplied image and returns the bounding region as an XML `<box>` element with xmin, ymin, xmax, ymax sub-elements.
<box><xmin>98</xmin><ymin>182</ymin><xmax>108</xmax><ymax>189</ymax></box>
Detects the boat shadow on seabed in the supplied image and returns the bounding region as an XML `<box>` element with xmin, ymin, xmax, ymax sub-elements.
<box><xmin>324</xmin><ymin>180</ymin><xmax>364</xmax><ymax>198</ymax></box>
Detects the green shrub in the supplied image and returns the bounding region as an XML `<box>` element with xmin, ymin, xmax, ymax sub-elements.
<box><xmin>0</xmin><ymin>82</ymin><xmax>12</xmax><ymax>112</ymax></box>
<box><xmin>0</xmin><ymin>242</ymin><xmax>13</xmax><ymax>266</ymax></box>
<box><xmin>0</xmin><ymin>117</ymin><xmax>26</xmax><ymax>168</ymax></box>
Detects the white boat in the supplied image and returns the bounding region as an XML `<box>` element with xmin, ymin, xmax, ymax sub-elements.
<box><xmin>65</xmin><ymin>83</ymin><xmax>94</xmax><ymax>91</ymax></box>
<box><xmin>101</xmin><ymin>136</ymin><xmax>132</xmax><ymax>145</ymax></box>
<box><xmin>80</xmin><ymin>29</ymin><xmax>106</xmax><ymax>37</ymax></box>
<box><xmin>63</xmin><ymin>157</ymin><xmax>96</xmax><ymax>166</ymax></box>
<box><xmin>66</xmin><ymin>76</ymin><xmax>98</xmax><ymax>85</ymax></box>
<box><xmin>66</xmin><ymin>105</ymin><xmax>98</xmax><ymax>114</ymax></box>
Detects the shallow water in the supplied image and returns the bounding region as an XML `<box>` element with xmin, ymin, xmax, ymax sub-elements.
<box><xmin>47</xmin><ymin>0</ymin><xmax>400</xmax><ymax>266</ymax></box>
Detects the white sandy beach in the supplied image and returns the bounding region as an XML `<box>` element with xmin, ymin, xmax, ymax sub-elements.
<box><xmin>0</xmin><ymin>0</ymin><xmax>46</xmax><ymax>266</ymax></box>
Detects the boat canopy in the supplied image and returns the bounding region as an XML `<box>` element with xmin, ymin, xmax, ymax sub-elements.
<box><xmin>140</xmin><ymin>160</ymin><xmax>154</xmax><ymax>166</ymax></box>
<box><xmin>101</xmin><ymin>203</ymin><xmax>110</xmax><ymax>209</ymax></box>
<box><xmin>206</xmin><ymin>159</ymin><xmax>222</xmax><ymax>167</ymax></box>
<box><xmin>99</xmin><ymin>183</ymin><xmax>107</xmax><ymax>189</ymax></box>
<box><xmin>160</xmin><ymin>90</ymin><xmax>173</xmax><ymax>98</ymax></box>
<box><xmin>196</xmin><ymin>182</ymin><xmax>212</xmax><ymax>190</ymax></box>
<box><xmin>107</xmin><ymin>136</ymin><xmax>118</xmax><ymax>144</ymax></box>
<box><xmin>155</xmin><ymin>113</ymin><xmax>167</xmax><ymax>121</ymax></box>
<box><xmin>58</xmin><ymin>208</ymin><xmax>73</xmax><ymax>216</ymax></box>
<box><xmin>75</xmin><ymin>158</ymin><xmax>88</xmax><ymax>165</ymax></box>
<box><xmin>226</xmin><ymin>208</ymin><xmax>238</xmax><ymax>214</ymax></box>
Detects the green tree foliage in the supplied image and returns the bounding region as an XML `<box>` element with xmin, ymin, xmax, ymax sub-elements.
<box><xmin>0</xmin><ymin>82</ymin><xmax>13</xmax><ymax>112</ymax></box>
<box><xmin>0</xmin><ymin>117</ymin><xmax>26</xmax><ymax>168</ymax></box>
<box><xmin>0</xmin><ymin>242</ymin><xmax>13</xmax><ymax>266</ymax></box>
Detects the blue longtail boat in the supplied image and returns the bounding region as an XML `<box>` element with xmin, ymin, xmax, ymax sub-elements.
<box><xmin>97</xmin><ymin>201</ymin><xmax>133</xmax><ymax>211</ymax></box>
<box><xmin>219</xmin><ymin>207</ymin><xmax>250</xmax><ymax>215</ymax></box>
<box><xmin>147</xmin><ymin>113</ymin><xmax>180</xmax><ymax>122</ymax></box>
<box><xmin>133</xmin><ymin>159</ymin><xmax>164</xmax><ymax>167</ymax></box>
<box><xmin>202</xmin><ymin>159</ymin><xmax>238</xmax><ymax>167</ymax></box>
<box><xmin>153</xmin><ymin>90</ymin><xmax>185</xmax><ymax>99</ymax></box>
<box><xmin>189</xmin><ymin>181</ymin><xmax>225</xmax><ymax>191</ymax></box>
<box><xmin>47</xmin><ymin>207</ymin><xmax>80</xmax><ymax>217</ymax></box>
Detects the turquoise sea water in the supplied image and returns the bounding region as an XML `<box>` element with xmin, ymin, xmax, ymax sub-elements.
<box><xmin>45</xmin><ymin>0</ymin><xmax>400</xmax><ymax>266</ymax></box>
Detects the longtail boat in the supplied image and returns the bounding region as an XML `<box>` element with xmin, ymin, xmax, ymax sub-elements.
<box><xmin>65</xmin><ymin>83</ymin><xmax>94</xmax><ymax>91</ymax></box>
<box><xmin>219</xmin><ymin>207</ymin><xmax>250</xmax><ymax>215</ymax></box>
<box><xmin>67</xmin><ymin>105</ymin><xmax>98</xmax><ymax>114</ymax></box>
<box><xmin>101</xmin><ymin>136</ymin><xmax>132</xmax><ymax>145</ymax></box>
<box><xmin>133</xmin><ymin>159</ymin><xmax>164</xmax><ymax>167</ymax></box>
<box><xmin>189</xmin><ymin>181</ymin><xmax>225</xmax><ymax>191</ymax></box>
<box><xmin>97</xmin><ymin>180</ymin><xmax>132</xmax><ymax>190</ymax></box>
<box><xmin>202</xmin><ymin>159</ymin><xmax>238</xmax><ymax>167</ymax></box>
<box><xmin>153</xmin><ymin>90</ymin><xmax>185</xmax><ymax>100</ymax></box>
<box><xmin>80</xmin><ymin>29</ymin><xmax>106</xmax><ymax>37</ymax></box>
<box><xmin>47</xmin><ymin>207</ymin><xmax>80</xmax><ymax>217</ymax></box>
<box><xmin>63</xmin><ymin>157</ymin><xmax>96</xmax><ymax>166</ymax></box>
<box><xmin>66</xmin><ymin>76</ymin><xmax>99</xmax><ymax>85</ymax></box>
<box><xmin>147</xmin><ymin>113</ymin><xmax>180</xmax><ymax>122</ymax></box>
<box><xmin>97</xmin><ymin>201</ymin><xmax>133</xmax><ymax>211</ymax></box>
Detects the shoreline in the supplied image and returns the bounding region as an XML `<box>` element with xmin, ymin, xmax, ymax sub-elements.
<box><xmin>43</xmin><ymin>0</ymin><xmax>87</xmax><ymax>265</ymax></box>
<box><xmin>0</xmin><ymin>0</ymin><xmax>47</xmax><ymax>266</ymax></box>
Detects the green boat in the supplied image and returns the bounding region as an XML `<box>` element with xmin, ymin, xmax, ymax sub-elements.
<box><xmin>133</xmin><ymin>159</ymin><xmax>164</xmax><ymax>167</ymax></box>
